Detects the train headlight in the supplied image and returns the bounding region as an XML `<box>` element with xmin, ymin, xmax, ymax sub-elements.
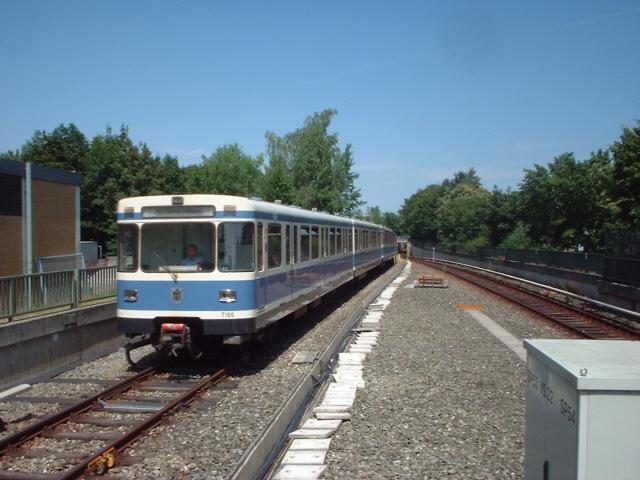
<box><xmin>219</xmin><ymin>289</ymin><xmax>237</xmax><ymax>303</ymax></box>
<box><xmin>123</xmin><ymin>289</ymin><xmax>138</xmax><ymax>302</ymax></box>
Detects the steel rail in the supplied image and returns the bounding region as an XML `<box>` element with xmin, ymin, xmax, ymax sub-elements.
<box><xmin>426</xmin><ymin>256</ymin><xmax>640</xmax><ymax>320</ymax></box>
<box><xmin>413</xmin><ymin>258</ymin><xmax>638</xmax><ymax>340</ymax></box>
<box><xmin>0</xmin><ymin>366</ymin><xmax>226</xmax><ymax>479</ymax></box>
<box><xmin>0</xmin><ymin>366</ymin><xmax>157</xmax><ymax>455</ymax></box>
<box><xmin>62</xmin><ymin>368</ymin><xmax>227</xmax><ymax>478</ymax></box>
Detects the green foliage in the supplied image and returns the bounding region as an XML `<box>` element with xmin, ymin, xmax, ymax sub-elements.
<box><xmin>263</xmin><ymin>109</ymin><xmax>362</xmax><ymax>215</ymax></box>
<box><xmin>436</xmin><ymin>182</ymin><xmax>491</xmax><ymax>251</ymax></box>
<box><xmin>382</xmin><ymin>212</ymin><xmax>401</xmax><ymax>233</ymax></box>
<box><xmin>20</xmin><ymin>123</ymin><xmax>88</xmax><ymax>172</ymax></box>
<box><xmin>364</xmin><ymin>206</ymin><xmax>384</xmax><ymax>225</ymax></box>
<box><xmin>398</xmin><ymin>121</ymin><xmax>640</xmax><ymax>253</ymax></box>
<box><xmin>184</xmin><ymin>144</ymin><xmax>263</xmax><ymax>197</ymax></box>
<box><xmin>82</xmin><ymin>125</ymin><xmax>182</xmax><ymax>253</ymax></box>
<box><xmin>7</xmin><ymin>109</ymin><xmax>365</xmax><ymax>253</ymax></box>
<box><xmin>260</xmin><ymin>132</ymin><xmax>297</xmax><ymax>204</ymax></box>
<box><xmin>499</xmin><ymin>222</ymin><xmax>534</xmax><ymax>249</ymax></box>
<box><xmin>399</xmin><ymin>184</ymin><xmax>443</xmax><ymax>242</ymax></box>
<box><xmin>610</xmin><ymin>121</ymin><xmax>640</xmax><ymax>225</ymax></box>
<box><xmin>9</xmin><ymin>115</ymin><xmax>638</xmax><ymax>256</ymax></box>
<box><xmin>518</xmin><ymin>152</ymin><xmax>617</xmax><ymax>250</ymax></box>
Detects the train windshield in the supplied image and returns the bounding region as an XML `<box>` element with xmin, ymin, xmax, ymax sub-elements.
<box><xmin>217</xmin><ymin>222</ymin><xmax>255</xmax><ymax>272</ymax></box>
<box><xmin>140</xmin><ymin>223</ymin><xmax>214</xmax><ymax>272</ymax></box>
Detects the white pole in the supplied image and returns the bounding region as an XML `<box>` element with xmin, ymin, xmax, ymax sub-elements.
<box><xmin>25</xmin><ymin>162</ymin><xmax>32</xmax><ymax>275</ymax></box>
<box><xmin>25</xmin><ymin>162</ymin><xmax>33</xmax><ymax>309</ymax></box>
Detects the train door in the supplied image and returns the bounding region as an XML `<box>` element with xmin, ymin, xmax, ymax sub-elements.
<box><xmin>256</xmin><ymin>222</ymin><xmax>267</xmax><ymax>311</ymax></box>
<box><xmin>285</xmin><ymin>223</ymin><xmax>294</xmax><ymax>304</ymax></box>
<box><xmin>350</xmin><ymin>220</ymin><xmax>356</xmax><ymax>275</ymax></box>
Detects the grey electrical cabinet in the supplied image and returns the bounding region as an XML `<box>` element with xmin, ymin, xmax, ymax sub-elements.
<box><xmin>524</xmin><ymin>339</ymin><xmax>640</xmax><ymax>480</ymax></box>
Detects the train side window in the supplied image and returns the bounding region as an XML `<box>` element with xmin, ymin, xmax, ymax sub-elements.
<box><xmin>117</xmin><ymin>224</ymin><xmax>138</xmax><ymax>272</ymax></box>
<box><xmin>328</xmin><ymin>228</ymin><xmax>335</xmax><ymax>256</ymax></box>
<box><xmin>217</xmin><ymin>222</ymin><xmax>255</xmax><ymax>272</ymax></box>
<box><xmin>300</xmin><ymin>226</ymin><xmax>310</xmax><ymax>262</ymax></box>
<box><xmin>267</xmin><ymin>223</ymin><xmax>282</xmax><ymax>269</ymax></box>
<box><xmin>293</xmin><ymin>225</ymin><xmax>299</xmax><ymax>264</ymax></box>
<box><xmin>285</xmin><ymin>224</ymin><xmax>291</xmax><ymax>265</ymax></box>
<box><xmin>336</xmin><ymin>228</ymin><xmax>342</xmax><ymax>254</ymax></box>
<box><xmin>257</xmin><ymin>222</ymin><xmax>264</xmax><ymax>271</ymax></box>
<box><xmin>311</xmin><ymin>226</ymin><xmax>320</xmax><ymax>259</ymax></box>
<box><xmin>322</xmin><ymin>227</ymin><xmax>328</xmax><ymax>257</ymax></box>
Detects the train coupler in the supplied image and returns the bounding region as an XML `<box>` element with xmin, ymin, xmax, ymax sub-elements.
<box><xmin>157</xmin><ymin>323</ymin><xmax>204</xmax><ymax>359</ymax></box>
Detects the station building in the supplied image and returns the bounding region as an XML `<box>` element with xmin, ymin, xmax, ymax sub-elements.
<box><xmin>0</xmin><ymin>158</ymin><xmax>81</xmax><ymax>277</ymax></box>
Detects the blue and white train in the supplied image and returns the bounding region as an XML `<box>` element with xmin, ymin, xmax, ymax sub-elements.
<box><xmin>116</xmin><ymin>194</ymin><xmax>397</xmax><ymax>356</ymax></box>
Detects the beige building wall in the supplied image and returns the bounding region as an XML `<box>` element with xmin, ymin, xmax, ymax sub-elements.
<box><xmin>32</xmin><ymin>179</ymin><xmax>77</xmax><ymax>261</ymax></box>
<box><xmin>0</xmin><ymin>216</ymin><xmax>22</xmax><ymax>276</ymax></box>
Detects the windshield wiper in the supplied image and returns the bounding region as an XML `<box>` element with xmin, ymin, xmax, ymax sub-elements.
<box><xmin>152</xmin><ymin>251</ymin><xmax>178</xmax><ymax>282</ymax></box>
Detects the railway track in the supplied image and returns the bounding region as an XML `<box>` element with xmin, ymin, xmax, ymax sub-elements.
<box><xmin>0</xmin><ymin>365</ymin><xmax>227</xmax><ymax>479</ymax></box>
<box><xmin>412</xmin><ymin>258</ymin><xmax>639</xmax><ymax>340</ymax></box>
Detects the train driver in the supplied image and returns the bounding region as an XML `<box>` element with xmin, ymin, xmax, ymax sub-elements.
<box><xmin>181</xmin><ymin>243</ymin><xmax>203</xmax><ymax>267</ymax></box>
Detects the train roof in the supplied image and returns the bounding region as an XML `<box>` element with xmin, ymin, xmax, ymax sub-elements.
<box><xmin>117</xmin><ymin>194</ymin><xmax>394</xmax><ymax>232</ymax></box>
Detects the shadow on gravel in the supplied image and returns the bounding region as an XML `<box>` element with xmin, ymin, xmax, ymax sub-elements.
<box><xmin>230</xmin><ymin>261</ymin><xmax>395</xmax><ymax>377</ymax></box>
<box><xmin>123</xmin><ymin>261</ymin><xmax>396</xmax><ymax>379</ymax></box>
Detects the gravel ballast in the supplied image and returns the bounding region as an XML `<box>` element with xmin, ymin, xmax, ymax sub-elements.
<box><xmin>1</xmin><ymin>263</ymin><xmax>402</xmax><ymax>478</ymax></box>
<box><xmin>324</xmin><ymin>260</ymin><xmax>574</xmax><ymax>479</ymax></box>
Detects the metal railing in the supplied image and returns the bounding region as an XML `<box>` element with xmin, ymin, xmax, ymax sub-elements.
<box><xmin>0</xmin><ymin>266</ymin><xmax>116</xmax><ymax>322</ymax></box>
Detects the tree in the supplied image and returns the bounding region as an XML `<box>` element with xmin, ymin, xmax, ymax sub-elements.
<box><xmin>0</xmin><ymin>149</ymin><xmax>21</xmax><ymax>161</ymax></box>
<box><xmin>364</xmin><ymin>206</ymin><xmax>384</xmax><ymax>224</ymax></box>
<box><xmin>486</xmin><ymin>187</ymin><xmax>519</xmax><ymax>246</ymax></box>
<box><xmin>610</xmin><ymin>121</ymin><xmax>640</xmax><ymax>225</ymax></box>
<box><xmin>499</xmin><ymin>222</ymin><xmax>534</xmax><ymax>249</ymax></box>
<box><xmin>436</xmin><ymin>182</ymin><xmax>491</xmax><ymax>251</ymax></box>
<box><xmin>399</xmin><ymin>184</ymin><xmax>443</xmax><ymax>243</ymax></box>
<box><xmin>260</xmin><ymin>132</ymin><xmax>296</xmax><ymax>204</ymax></box>
<box><xmin>519</xmin><ymin>152</ymin><xmax>617</xmax><ymax>250</ymax></box>
<box><xmin>263</xmin><ymin>109</ymin><xmax>362</xmax><ymax>215</ymax></box>
<box><xmin>20</xmin><ymin>123</ymin><xmax>88</xmax><ymax>172</ymax></box>
<box><xmin>382</xmin><ymin>212</ymin><xmax>401</xmax><ymax>233</ymax></box>
<box><xmin>518</xmin><ymin>164</ymin><xmax>554</xmax><ymax>246</ymax></box>
<box><xmin>184</xmin><ymin>144</ymin><xmax>263</xmax><ymax>197</ymax></box>
<box><xmin>82</xmin><ymin>125</ymin><xmax>174</xmax><ymax>253</ymax></box>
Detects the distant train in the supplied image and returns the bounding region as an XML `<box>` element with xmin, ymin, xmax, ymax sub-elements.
<box><xmin>397</xmin><ymin>237</ymin><xmax>408</xmax><ymax>257</ymax></box>
<box><xmin>116</xmin><ymin>195</ymin><xmax>397</xmax><ymax>357</ymax></box>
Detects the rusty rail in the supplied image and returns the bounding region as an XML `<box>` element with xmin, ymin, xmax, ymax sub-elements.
<box><xmin>0</xmin><ymin>366</ymin><xmax>226</xmax><ymax>479</ymax></box>
<box><xmin>412</xmin><ymin>258</ymin><xmax>639</xmax><ymax>340</ymax></box>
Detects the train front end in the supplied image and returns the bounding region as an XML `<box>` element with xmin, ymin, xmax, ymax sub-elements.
<box><xmin>116</xmin><ymin>195</ymin><xmax>258</xmax><ymax>357</ymax></box>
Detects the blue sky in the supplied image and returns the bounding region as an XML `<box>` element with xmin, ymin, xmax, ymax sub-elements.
<box><xmin>1</xmin><ymin>1</ymin><xmax>639</xmax><ymax>212</ymax></box>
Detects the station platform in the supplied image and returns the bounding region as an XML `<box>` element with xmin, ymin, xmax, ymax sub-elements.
<box><xmin>322</xmin><ymin>260</ymin><xmax>572</xmax><ymax>479</ymax></box>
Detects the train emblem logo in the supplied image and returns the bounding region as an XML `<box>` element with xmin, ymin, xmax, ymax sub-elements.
<box><xmin>171</xmin><ymin>288</ymin><xmax>183</xmax><ymax>304</ymax></box>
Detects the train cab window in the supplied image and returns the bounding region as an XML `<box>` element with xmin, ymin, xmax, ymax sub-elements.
<box><xmin>268</xmin><ymin>223</ymin><xmax>282</xmax><ymax>269</ymax></box>
<box><xmin>257</xmin><ymin>223</ymin><xmax>264</xmax><ymax>271</ymax></box>
<box><xmin>293</xmin><ymin>225</ymin><xmax>299</xmax><ymax>263</ymax></box>
<box><xmin>300</xmin><ymin>226</ymin><xmax>310</xmax><ymax>262</ymax></box>
<box><xmin>311</xmin><ymin>226</ymin><xmax>320</xmax><ymax>259</ymax></box>
<box><xmin>117</xmin><ymin>224</ymin><xmax>138</xmax><ymax>272</ymax></box>
<box><xmin>217</xmin><ymin>222</ymin><xmax>255</xmax><ymax>272</ymax></box>
<box><xmin>140</xmin><ymin>222</ymin><xmax>214</xmax><ymax>272</ymax></box>
<box><xmin>285</xmin><ymin>224</ymin><xmax>291</xmax><ymax>265</ymax></box>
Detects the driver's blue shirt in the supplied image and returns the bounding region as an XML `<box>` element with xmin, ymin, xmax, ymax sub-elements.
<box><xmin>181</xmin><ymin>256</ymin><xmax>203</xmax><ymax>266</ymax></box>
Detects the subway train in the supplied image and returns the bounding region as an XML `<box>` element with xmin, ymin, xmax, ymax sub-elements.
<box><xmin>116</xmin><ymin>194</ymin><xmax>397</xmax><ymax>357</ymax></box>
